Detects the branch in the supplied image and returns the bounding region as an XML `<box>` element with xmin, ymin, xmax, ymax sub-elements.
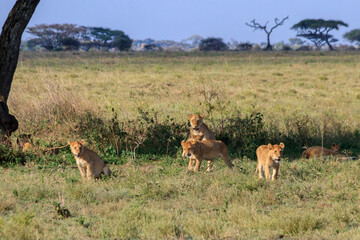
<box><xmin>269</xmin><ymin>16</ymin><xmax>289</xmax><ymax>33</ymax></box>
<box><xmin>246</xmin><ymin>19</ymin><xmax>268</xmax><ymax>33</ymax></box>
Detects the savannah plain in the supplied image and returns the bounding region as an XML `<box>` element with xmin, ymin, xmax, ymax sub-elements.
<box><xmin>1</xmin><ymin>51</ymin><xmax>360</xmax><ymax>239</ymax></box>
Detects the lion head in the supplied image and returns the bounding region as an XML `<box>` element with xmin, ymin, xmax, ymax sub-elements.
<box><xmin>268</xmin><ymin>142</ymin><xmax>285</xmax><ymax>163</ymax></box>
<box><xmin>188</xmin><ymin>114</ymin><xmax>205</xmax><ymax>132</ymax></box>
<box><xmin>68</xmin><ymin>140</ymin><xmax>86</xmax><ymax>158</ymax></box>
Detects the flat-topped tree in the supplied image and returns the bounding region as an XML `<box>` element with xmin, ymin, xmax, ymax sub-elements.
<box><xmin>291</xmin><ymin>19</ymin><xmax>348</xmax><ymax>50</ymax></box>
<box><xmin>0</xmin><ymin>0</ymin><xmax>40</xmax><ymax>141</ymax></box>
<box><xmin>344</xmin><ymin>29</ymin><xmax>360</xmax><ymax>45</ymax></box>
<box><xmin>246</xmin><ymin>16</ymin><xmax>289</xmax><ymax>51</ymax></box>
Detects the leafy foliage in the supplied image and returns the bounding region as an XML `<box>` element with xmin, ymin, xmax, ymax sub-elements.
<box><xmin>199</xmin><ymin>38</ymin><xmax>228</xmax><ymax>51</ymax></box>
<box><xmin>26</xmin><ymin>24</ymin><xmax>133</xmax><ymax>51</ymax></box>
<box><xmin>343</xmin><ymin>29</ymin><xmax>360</xmax><ymax>45</ymax></box>
<box><xmin>112</xmin><ymin>31</ymin><xmax>133</xmax><ymax>51</ymax></box>
<box><xmin>291</xmin><ymin>19</ymin><xmax>348</xmax><ymax>50</ymax></box>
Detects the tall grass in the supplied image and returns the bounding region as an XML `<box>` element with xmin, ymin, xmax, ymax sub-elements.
<box><xmin>6</xmin><ymin>51</ymin><xmax>360</xmax><ymax>160</ymax></box>
<box><xmin>1</xmin><ymin>51</ymin><xmax>360</xmax><ymax>239</ymax></box>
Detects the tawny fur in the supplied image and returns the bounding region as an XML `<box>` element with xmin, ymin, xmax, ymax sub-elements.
<box><xmin>187</xmin><ymin>114</ymin><xmax>215</xmax><ymax>141</ymax></box>
<box><xmin>256</xmin><ymin>143</ymin><xmax>285</xmax><ymax>181</ymax></box>
<box><xmin>302</xmin><ymin>144</ymin><xmax>340</xmax><ymax>158</ymax></box>
<box><xmin>181</xmin><ymin>139</ymin><xmax>233</xmax><ymax>172</ymax></box>
<box><xmin>69</xmin><ymin>140</ymin><xmax>111</xmax><ymax>180</ymax></box>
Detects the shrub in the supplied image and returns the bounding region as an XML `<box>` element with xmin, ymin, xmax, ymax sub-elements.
<box><xmin>199</xmin><ymin>38</ymin><xmax>228</xmax><ymax>51</ymax></box>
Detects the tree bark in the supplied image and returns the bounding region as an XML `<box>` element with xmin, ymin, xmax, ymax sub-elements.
<box><xmin>0</xmin><ymin>0</ymin><xmax>40</xmax><ymax>140</ymax></box>
<box><xmin>325</xmin><ymin>38</ymin><xmax>334</xmax><ymax>51</ymax></box>
<box><xmin>266</xmin><ymin>33</ymin><xmax>272</xmax><ymax>51</ymax></box>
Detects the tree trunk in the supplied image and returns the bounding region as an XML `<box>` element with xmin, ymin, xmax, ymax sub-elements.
<box><xmin>0</xmin><ymin>0</ymin><xmax>40</xmax><ymax>140</ymax></box>
<box><xmin>265</xmin><ymin>33</ymin><xmax>272</xmax><ymax>51</ymax></box>
<box><xmin>325</xmin><ymin>38</ymin><xmax>334</xmax><ymax>51</ymax></box>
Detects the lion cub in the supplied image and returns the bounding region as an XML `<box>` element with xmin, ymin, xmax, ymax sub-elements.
<box><xmin>68</xmin><ymin>140</ymin><xmax>111</xmax><ymax>180</ymax></box>
<box><xmin>181</xmin><ymin>139</ymin><xmax>233</xmax><ymax>172</ymax></box>
<box><xmin>302</xmin><ymin>144</ymin><xmax>340</xmax><ymax>158</ymax></box>
<box><xmin>188</xmin><ymin>114</ymin><xmax>215</xmax><ymax>141</ymax></box>
<box><xmin>256</xmin><ymin>143</ymin><xmax>285</xmax><ymax>180</ymax></box>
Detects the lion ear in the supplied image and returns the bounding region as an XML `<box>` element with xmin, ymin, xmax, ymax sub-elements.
<box><xmin>280</xmin><ymin>142</ymin><xmax>285</xmax><ymax>149</ymax></box>
<box><xmin>200</xmin><ymin>114</ymin><xmax>205</xmax><ymax>118</ymax></box>
<box><xmin>67</xmin><ymin>141</ymin><xmax>71</xmax><ymax>145</ymax></box>
<box><xmin>268</xmin><ymin>143</ymin><xmax>273</xmax><ymax>150</ymax></box>
<box><xmin>181</xmin><ymin>140</ymin><xmax>186</xmax><ymax>146</ymax></box>
<box><xmin>187</xmin><ymin>114</ymin><xmax>192</xmax><ymax>119</ymax></box>
<box><xmin>80</xmin><ymin>140</ymin><xmax>86</xmax><ymax>145</ymax></box>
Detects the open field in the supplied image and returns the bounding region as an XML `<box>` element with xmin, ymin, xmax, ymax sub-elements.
<box><xmin>1</xmin><ymin>51</ymin><xmax>360</xmax><ymax>239</ymax></box>
<box><xmin>7</xmin><ymin>51</ymin><xmax>360</xmax><ymax>157</ymax></box>
<box><xmin>1</xmin><ymin>158</ymin><xmax>360</xmax><ymax>239</ymax></box>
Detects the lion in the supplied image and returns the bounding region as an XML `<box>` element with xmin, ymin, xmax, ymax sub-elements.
<box><xmin>302</xmin><ymin>144</ymin><xmax>340</xmax><ymax>158</ymax></box>
<box><xmin>256</xmin><ymin>143</ymin><xmax>285</xmax><ymax>180</ymax></box>
<box><xmin>68</xmin><ymin>140</ymin><xmax>111</xmax><ymax>180</ymax></box>
<box><xmin>181</xmin><ymin>139</ymin><xmax>233</xmax><ymax>172</ymax></box>
<box><xmin>187</xmin><ymin>114</ymin><xmax>215</xmax><ymax>141</ymax></box>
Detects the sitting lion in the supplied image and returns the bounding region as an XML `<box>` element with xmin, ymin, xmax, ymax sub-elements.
<box><xmin>68</xmin><ymin>140</ymin><xmax>111</xmax><ymax>180</ymax></box>
<box><xmin>181</xmin><ymin>138</ymin><xmax>233</xmax><ymax>172</ymax></box>
<box><xmin>187</xmin><ymin>114</ymin><xmax>215</xmax><ymax>141</ymax></box>
<box><xmin>256</xmin><ymin>143</ymin><xmax>285</xmax><ymax>181</ymax></box>
<box><xmin>302</xmin><ymin>144</ymin><xmax>340</xmax><ymax>158</ymax></box>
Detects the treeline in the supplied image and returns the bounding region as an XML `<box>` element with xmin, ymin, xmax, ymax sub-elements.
<box><xmin>26</xmin><ymin>24</ymin><xmax>132</xmax><ymax>51</ymax></box>
<box><xmin>24</xmin><ymin>20</ymin><xmax>360</xmax><ymax>52</ymax></box>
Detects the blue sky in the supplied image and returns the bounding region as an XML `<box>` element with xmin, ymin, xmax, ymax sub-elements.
<box><xmin>1</xmin><ymin>0</ymin><xmax>359</xmax><ymax>44</ymax></box>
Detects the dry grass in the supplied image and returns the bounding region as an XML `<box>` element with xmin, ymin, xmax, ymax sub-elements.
<box><xmin>9</xmin><ymin>51</ymin><xmax>360</xmax><ymax>127</ymax></box>
<box><xmin>1</xmin><ymin>51</ymin><xmax>360</xmax><ymax>239</ymax></box>
<box><xmin>1</xmin><ymin>158</ymin><xmax>360</xmax><ymax>239</ymax></box>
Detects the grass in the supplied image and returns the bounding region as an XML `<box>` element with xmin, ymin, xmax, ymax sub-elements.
<box><xmin>1</xmin><ymin>158</ymin><xmax>360</xmax><ymax>239</ymax></box>
<box><xmin>1</xmin><ymin>51</ymin><xmax>360</xmax><ymax>239</ymax></box>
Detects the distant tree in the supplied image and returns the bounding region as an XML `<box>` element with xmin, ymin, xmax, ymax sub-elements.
<box><xmin>26</xmin><ymin>38</ymin><xmax>42</xmax><ymax>50</ymax></box>
<box><xmin>236</xmin><ymin>42</ymin><xmax>253</xmax><ymax>51</ymax></box>
<box><xmin>111</xmin><ymin>31</ymin><xmax>133</xmax><ymax>51</ymax></box>
<box><xmin>0</xmin><ymin>0</ymin><xmax>40</xmax><ymax>141</ymax></box>
<box><xmin>343</xmin><ymin>29</ymin><xmax>360</xmax><ymax>45</ymax></box>
<box><xmin>291</xmin><ymin>19</ymin><xmax>348</xmax><ymax>50</ymax></box>
<box><xmin>199</xmin><ymin>38</ymin><xmax>228</xmax><ymax>51</ymax></box>
<box><xmin>27</xmin><ymin>24</ymin><xmax>89</xmax><ymax>50</ymax></box>
<box><xmin>60</xmin><ymin>37</ymin><xmax>80</xmax><ymax>50</ymax></box>
<box><xmin>246</xmin><ymin>16</ymin><xmax>289</xmax><ymax>51</ymax></box>
<box><xmin>182</xmin><ymin>35</ymin><xmax>204</xmax><ymax>47</ymax></box>
<box><xmin>288</xmin><ymin>38</ymin><xmax>305</xmax><ymax>46</ymax></box>
<box><xmin>89</xmin><ymin>27</ymin><xmax>133</xmax><ymax>50</ymax></box>
<box><xmin>90</xmin><ymin>27</ymin><xmax>114</xmax><ymax>47</ymax></box>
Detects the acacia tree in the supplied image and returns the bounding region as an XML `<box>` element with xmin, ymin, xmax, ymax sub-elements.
<box><xmin>27</xmin><ymin>24</ymin><xmax>89</xmax><ymax>50</ymax></box>
<box><xmin>246</xmin><ymin>16</ymin><xmax>289</xmax><ymax>50</ymax></box>
<box><xmin>0</xmin><ymin>0</ymin><xmax>40</xmax><ymax>141</ymax></box>
<box><xmin>343</xmin><ymin>29</ymin><xmax>360</xmax><ymax>45</ymax></box>
<box><xmin>291</xmin><ymin>19</ymin><xmax>348</xmax><ymax>50</ymax></box>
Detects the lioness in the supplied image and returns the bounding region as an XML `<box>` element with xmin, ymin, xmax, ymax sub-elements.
<box><xmin>302</xmin><ymin>144</ymin><xmax>340</xmax><ymax>158</ymax></box>
<box><xmin>68</xmin><ymin>140</ymin><xmax>111</xmax><ymax>180</ymax></box>
<box><xmin>181</xmin><ymin>139</ymin><xmax>233</xmax><ymax>172</ymax></box>
<box><xmin>188</xmin><ymin>114</ymin><xmax>215</xmax><ymax>141</ymax></box>
<box><xmin>256</xmin><ymin>143</ymin><xmax>285</xmax><ymax>180</ymax></box>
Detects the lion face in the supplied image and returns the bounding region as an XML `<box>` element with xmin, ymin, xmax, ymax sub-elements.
<box><xmin>268</xmin><ymin>142</ymin><xmax>285</xmax><ymax>164</ymax></box>
<box><xmin>68</xmin><ymin>140</ymin><xmax>86</xmax><ymax>158</ymax></box>
<box><xmin>330</xmin><ymin>143</ymin><xmax>340</xmax><ymax>152</ymax></box>
<box><xmin>188</xmin><ymin>114</ymin><xmax>205</xmax><ymax>132</ymax></box>
<box><xmin>181</xmin><ymin>140</ymin><xmax>197</xmax><ymax>158</ymax></box>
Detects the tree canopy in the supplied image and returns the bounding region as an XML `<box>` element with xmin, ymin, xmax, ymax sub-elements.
<box><xmin>343</xmin><ymin>29</ymin><xmax>360</xmax><ymax>45</ymax></box>
<box><xmin>27</xmin><ymin>24</ymin><xmax>133</xmax><ymax>51</ymax></box>
<box><xmin>199</xmin><ymin>38</ymin><xmax>228</xmax><ymax>51</ymax></box>
<box><xmin>291</xmin><ymin>19</ymin><xmax>348</xmax><ymax>50</ymax></box>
